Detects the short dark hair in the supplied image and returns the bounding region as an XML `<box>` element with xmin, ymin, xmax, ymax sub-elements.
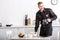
<box><xmin>38</xmin><ymin>2</ymin><xmax>43</xmax><ymax>6</ymax></box>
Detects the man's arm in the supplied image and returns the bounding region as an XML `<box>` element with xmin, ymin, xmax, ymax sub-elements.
<box><xmin>35</xmin><ymin>13</ymin><xmax>40</xmax><ymax>33</ymax></box>
<box><xmin>49</xmin><ymin>9</ymin><xmax>57</xmax><ymax>21</ymax></box>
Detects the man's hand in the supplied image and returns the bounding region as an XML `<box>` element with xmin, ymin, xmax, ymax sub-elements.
<box><xmin>34</xmin><ymin>32</ymin><xmax>37</xmax><ymax>37</ymax></box>
<box><xmin>40</xmin><ymin>8</ymin><xmax>44</xmax><ymax>12</ymax></box>
<box><xmin>47</xmin><ymin>18</ymin><xmax>51</xmax><ymax>22</ymax></box>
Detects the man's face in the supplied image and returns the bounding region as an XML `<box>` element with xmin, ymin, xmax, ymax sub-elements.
<box><xmin>38</xmin><ymin>3</ymin><xmax>44</xmax><ymax>11</ymax></box>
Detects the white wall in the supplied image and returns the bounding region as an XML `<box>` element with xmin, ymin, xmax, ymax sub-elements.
<box><xmin>0</xmin><ymin>0</ymin><xmax>60</xmax><ymax>26</ymax></box>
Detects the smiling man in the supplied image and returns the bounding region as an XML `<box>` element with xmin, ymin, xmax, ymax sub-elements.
<box><xmin>35</xmin><ymin>2</ymin><xmax>57</xmax><ymax>37</ymax></box>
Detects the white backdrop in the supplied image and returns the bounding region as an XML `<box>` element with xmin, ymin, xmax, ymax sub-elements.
<box><xmin>0</xmin><ymin>0</ymin><xmax>60</xmax><ymax>26</ymax></box>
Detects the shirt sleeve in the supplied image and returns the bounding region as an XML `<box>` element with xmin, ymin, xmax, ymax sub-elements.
<box><xmin>49</xmin><ymin>9</ymin><xmax>57</xmax><ymax>21</ymax></box>
<box><xmin>35</xmin><ymin>13</ymin><xmax>41</xmax><ymax>32</ymax></box>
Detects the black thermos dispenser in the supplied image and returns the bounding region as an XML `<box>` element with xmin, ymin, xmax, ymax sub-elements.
<box><xmin>25</xmin><ymin>14</ymin><xmax>28</xmax><ymax>25</ymax></box>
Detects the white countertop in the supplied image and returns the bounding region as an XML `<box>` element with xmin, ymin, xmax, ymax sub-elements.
<box><xmin>10</xmin><ymin>36</ymin><xmax>52</xmax><ymax>40</ymax></box>
<box><xmin>0</xmin><ymin>25</ymin><xmax>60</xmax><ymax>29</ymax></box>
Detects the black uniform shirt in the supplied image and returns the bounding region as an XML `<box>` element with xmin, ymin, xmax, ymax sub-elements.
<box><xmin>35</xmin><ymin>8</ymin><xmax>57</xmax><ymax>33</ymax></box>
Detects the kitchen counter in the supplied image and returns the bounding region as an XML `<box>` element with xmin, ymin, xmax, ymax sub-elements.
<box><xmin>9</xmin><ymin>36</ymin><xmax>52</xmax><ymax>40</ymax></box>
<box><xmin>0</xmin><ymin>25</ymin><xmax>60</xmax><ymax>40</ymax></box>
<box><xmin>0</xmin><ymin>25</ymin><xmax>60</xmax><ymax>29</ymax></box>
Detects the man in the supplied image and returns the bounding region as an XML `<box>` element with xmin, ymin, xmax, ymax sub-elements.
<box><xmin>35</xmin><ymin>2</ymin><xmax>57</xmax><ymax>37</ymax></box>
